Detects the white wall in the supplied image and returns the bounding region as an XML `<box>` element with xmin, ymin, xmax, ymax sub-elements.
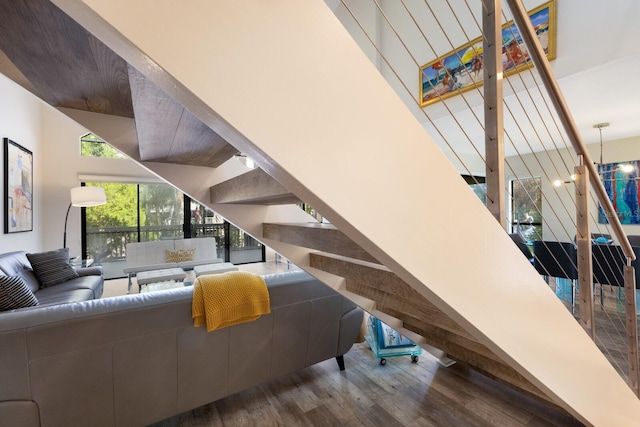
<box><xmin>0</xmin><ymin>73</ymin><xmax>156</xmax><ymax>257</ymax></box>
<box><xmin>0</xmin><ymin>74</ymin><xmax>44</xmax><ymax>253</ymax></box>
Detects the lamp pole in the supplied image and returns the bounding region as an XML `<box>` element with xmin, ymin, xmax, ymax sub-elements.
<box><xmin>63</xmin><ymin>202</ymin><xmax>72</xmax><ymax>248</ymax></box>
<box><xmin>63</xmin><ymin>186</ymin><xmax>107</xmax><ymax>250</ymax></box>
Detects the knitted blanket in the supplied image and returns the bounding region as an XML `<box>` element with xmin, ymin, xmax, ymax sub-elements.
<box><xmin>192</xmin><ymin>271</ymin><xmax>270</xmax><ymax>332</ymax></box>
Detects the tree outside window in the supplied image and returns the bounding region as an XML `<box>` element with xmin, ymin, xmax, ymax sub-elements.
<box><xmin>80</xmin><ymin>133</ymin><xmax>127</xmax><ymax>159</ymax></box>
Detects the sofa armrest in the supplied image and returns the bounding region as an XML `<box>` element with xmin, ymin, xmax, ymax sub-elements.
<box><xmin>0</xmin><ymin>401</ymin><xmax>40</xmax><ymax>427</ymax></box>
<box><xmin>337</xmin><ymin>306</ymin><xmax>364</xmax><ymax>356</ymax></box>
<box><xmin>75</xmin><ymin>266</ymin><xmax>104</xmax><ymax>277</ymax></box>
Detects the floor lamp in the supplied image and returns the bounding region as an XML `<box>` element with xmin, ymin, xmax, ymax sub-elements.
<box><xmin>63</xmin><ymin>186</ymin><xmax>107</xmax><ymax>248</ymax></box>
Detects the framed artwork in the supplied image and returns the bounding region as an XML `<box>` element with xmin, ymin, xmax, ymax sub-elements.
<box><xmin>598</xmin><ymin>161</ymin><xmax>640</xmax><ymax>225</ymax></box>
<box><xmin>4</xmin><ymin>138</ymin><xmax>33</xmax><ymax>233</ymax></box>
<box><xmin>419</xmin><ymin>0</ymin><xmax>556</xmax><ymax>107</ymax></box>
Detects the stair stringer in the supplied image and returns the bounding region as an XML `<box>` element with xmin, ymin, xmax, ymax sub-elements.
<box><xmin>53</xmin><ymin>1</ymin><xmax>640</xmax><ymax>425</ymax></box>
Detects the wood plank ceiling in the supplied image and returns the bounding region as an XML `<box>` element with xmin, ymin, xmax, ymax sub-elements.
<box><xmin>0</xmin><ymin>0</ymin><xmax>238</xmax><ymax>168</ymax></box>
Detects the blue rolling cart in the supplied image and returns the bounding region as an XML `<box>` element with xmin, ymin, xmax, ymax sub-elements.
<box><xmin>364</xmin><ymin>314</ymin><xmax>422</xmax><ymax>365</ymax></box>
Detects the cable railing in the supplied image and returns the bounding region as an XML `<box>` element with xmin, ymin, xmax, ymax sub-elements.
<box><xmin>333</xmin><ymin>0</ymin><xmax>639</xmax><ymax>395</ymax></box>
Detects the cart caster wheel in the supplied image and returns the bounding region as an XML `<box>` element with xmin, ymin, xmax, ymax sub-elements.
<box><xmin>411</xmin><ymin>355</ymin><xmax>419</xmax><ymax>363</ymax></box>
<box><xmin>380</xmin><ymin>358</ymin><xmax>387</xmax><ymax>366</ymax></box>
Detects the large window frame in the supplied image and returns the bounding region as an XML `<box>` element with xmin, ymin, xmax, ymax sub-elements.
<box><xmin>80</xmin><ymin>182</ymin><xmax>264</xmax><ymax>278</ymax></box>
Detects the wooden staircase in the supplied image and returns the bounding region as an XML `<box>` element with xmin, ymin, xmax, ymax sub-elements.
<box><xmin>211</xmin><ymin>170</ymin><xmax>548</xmax><ymax>402</ymax></box>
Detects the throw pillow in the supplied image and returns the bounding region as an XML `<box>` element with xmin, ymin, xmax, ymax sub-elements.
<box><xmin>165</xmin><ymin>248</ymin><xmax>196</xmax><ymax>263</ymax></box>
<box><xmin>0</xmin><ymin>275</ymin><xmax>39</xmax><ymax>311</ymax></box>
<box><xmin>26</xmin><ymin>248</ymin><xmax>79</xmax><ymax>288</ymax></box>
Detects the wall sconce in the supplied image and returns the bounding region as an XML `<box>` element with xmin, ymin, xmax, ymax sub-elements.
<box><xmin>553</xmin><ymin>174</ymin><xmax>577</xmax><ymax>187</ymax></box>
<box><xmin>234</xmin><ymin>153</ymin><xmax>256</xmax><ymax>169</ymax></box>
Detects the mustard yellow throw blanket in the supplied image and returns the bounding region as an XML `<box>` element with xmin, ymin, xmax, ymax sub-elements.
<box><xmin>192</xmin><ymin>271</ymin><xmax>270</xmax><ymax>332</ymax></box>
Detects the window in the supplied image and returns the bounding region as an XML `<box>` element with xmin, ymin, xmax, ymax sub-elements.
<box><xmin>190</xmin><ymin>202</ymin><xmax>264</xmax><ymax>264</ymax></box>
<box><xmin>138</xmin><ymin>183</ymin><xmax>184</xmax><ymax>242</ymax></box>
<box><xmin>510</xmin><ymin>177</ymin><xmax>542</xmax><ymax>241</ymax></box>
<box><xmin>82</xmin><ymin>182</ymin><xmax>184</xmax><ymax>279</ymax></box>
<box><xmin>80</xmin><ymin>133</ymin><xmax>127</xmax><ymax>159</ymax></box>
<box><xmin>82</xmin><ymin>183</ymin><xmax>263</xmax><ymax>279</ymax></box>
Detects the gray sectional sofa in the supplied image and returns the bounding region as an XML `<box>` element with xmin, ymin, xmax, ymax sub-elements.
<box><xmin>0</xmin><ymin>269</ymin><xmax>363</xmax><ymax>426</ymax></box>
<box><xmin>0</xmin><ymin>250</ymin><xmax>103</xmax><ymax>307</ymax></box>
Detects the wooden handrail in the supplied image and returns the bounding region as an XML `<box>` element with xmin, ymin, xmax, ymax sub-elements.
<box><xmin>505</xmin><ymin>0</ymin><xmax>635</xmax><ymax>261</ymax></box>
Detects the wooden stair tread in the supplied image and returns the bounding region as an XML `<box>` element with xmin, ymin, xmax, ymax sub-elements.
<box><xmin>263</xmin><ymin>222</ymin><xmax>379</xmax><ymax>263</ymax></box>
<box><xmin>307</xmin><ymin>251</ymin><xmax>548</xmax><ymax>402</ymax></box>
<box><xmin>210</xmin><ymin>168</ymin><xmax>300</xmax><ymax>205</ymax></box>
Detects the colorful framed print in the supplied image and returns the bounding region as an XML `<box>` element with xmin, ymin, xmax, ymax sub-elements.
<box><xmin>4</xmin><ymin>138</ymin><xmax>33</xmax><ymax>233</ymax></box>
<box><xmin>419</xmin><ymin>0</ymin><xmax>556</xmax><ymax>107</ymax></box>
<box><xmin>598</xmin><ymin>160</ymin><xmax>640</xmax><ymax>225</ymax></box>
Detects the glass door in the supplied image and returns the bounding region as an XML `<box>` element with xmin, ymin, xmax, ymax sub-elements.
<box><xmin>82</xmin><ymin>182</ymin><xmax>184</xmax><ymax>279</ymax></box>
<box><xmin>138</xmin><ymin>183</ymin><xmax>184</xmax><ymax>241</ymax></box>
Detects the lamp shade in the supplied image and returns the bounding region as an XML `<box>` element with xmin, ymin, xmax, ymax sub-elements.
<box><xmin>70</xmin><ymin>186</ymin><xmax>107</xmax><ymax>207</ymax></box>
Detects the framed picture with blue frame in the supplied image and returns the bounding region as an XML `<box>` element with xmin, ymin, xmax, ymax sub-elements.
<box><xmin>598</xmin><ymin>160</ymin><xmax>640</xmax><ymax>224</ymax></box>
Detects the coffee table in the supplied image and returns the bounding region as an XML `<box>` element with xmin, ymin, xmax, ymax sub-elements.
<box><xmin>140</xmin><ymin>280</ymin><xmax>188</xmax><ymax>293</ymax></box>
<box><xmin>135</xmin><ymin>268</ymin><xmax>187</xmax><ymax>293</ymax></box>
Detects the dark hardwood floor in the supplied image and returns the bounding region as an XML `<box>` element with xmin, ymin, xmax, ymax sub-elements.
<box><xmin>149</xmin><ymin>341</ymin><xmax>583</xmax><ymax>427</ymax></box>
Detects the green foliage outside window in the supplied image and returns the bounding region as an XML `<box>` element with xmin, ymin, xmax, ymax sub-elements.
<box><xmin>140</xmin><ymin>184</ymin><xmax>183</xmax><ymax>228</ymax></box>
<box><xmin>80</xmin><ymin>133</ymin><xmax>126</xmax><ymax>159</ymax></box>
<box><xmin>85</xmin><ymin>183</ymin><xmax>140</xmax><ymax>228</ymax></box>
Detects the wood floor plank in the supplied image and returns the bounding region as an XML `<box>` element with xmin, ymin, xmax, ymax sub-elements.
<box><xmin>149</xmin><ymin>341</ymin><xmax>582</xmax><ymax>427</ymax></box>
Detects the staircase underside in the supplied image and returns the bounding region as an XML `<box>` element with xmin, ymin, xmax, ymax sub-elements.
<box><xmin>0</xmin><ymin>0</ymin><xmax>238</xmax><ymax>168</ymax></box>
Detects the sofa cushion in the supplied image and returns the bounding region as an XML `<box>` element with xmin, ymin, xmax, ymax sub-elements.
<box><xmin>34</xmin><ymin>288</ymin><xmax>94</xmax><ymax>306</ymax></box>
<box><xmin>125</xmin><ymin>240</ymin><xmax>176</xmax><ymax>271</ymax></box>
<box><xmin>0</xmin><ymin>275</ymin><xmax>38</xmax><ymax>311</ymax></box>
<box><xmin>174</xmin><ymin>238</ymin><xmax>220</xmax><ymax>262</ymax></box>
<box><xmin>26</xmin><ymin>248</ymin><xmax>79</xmax><ymax>288</ymax></box>
<box><xmin>0</xmin><ymin>251</ymin><xmax>40</xmax><ymax>293</ymax></box>
<box><xmin>36</xmin><ymin>275</ymin><xmax>104</xmax><ymax>300</ymax></box>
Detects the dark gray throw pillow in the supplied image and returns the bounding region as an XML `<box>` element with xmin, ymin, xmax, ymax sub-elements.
<box><xmin>0</xmin><ymin>275</ymin><xmax>39</xmax><ymax>310</ymax></box>
<box><xmin>26</xmin><ymin>248</ymin><xmax>79</xmax><ymax>288</ymax></box>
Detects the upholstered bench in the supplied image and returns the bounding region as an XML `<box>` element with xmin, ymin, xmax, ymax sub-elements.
<box><xmin>193</xmin><ymin>262</ymin><xmax>239</xmax><ymax>277</ymax></box>
<box><xmin>124</xmin><ymin>238</ymin><xmax>223</xmax><ymax>292</ymax></box>
<box><xmin>136</xmin><ymin>268</ymin><xmax>186</xmax><ymax>292</ymax></box>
